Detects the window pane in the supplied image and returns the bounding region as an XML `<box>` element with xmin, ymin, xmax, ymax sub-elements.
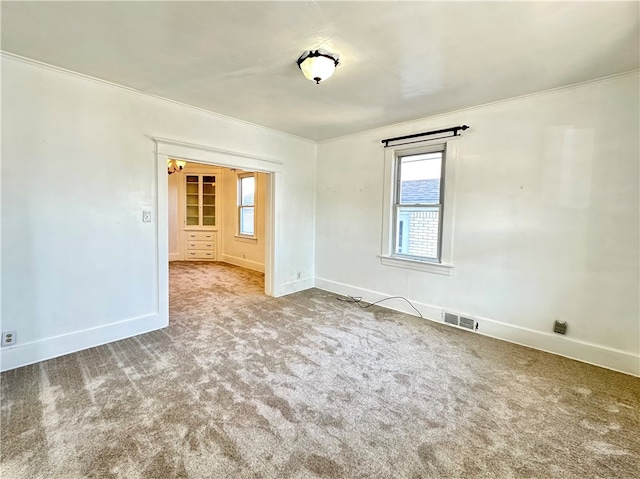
<box><xmin>399</xmin><ymin>152</ymin><xmax>442</xmax><ymax>205</ymax></box>
<box><xmin>396</xmin><ymin>206</ymin><xmax>440</xmax><ymax>259</ymax></box>
<box><xmin>186</xmin><ymin>209</ymin><xmax>199</xmax><ymax>226</ymax></box>
<box><xmin>240</xmin><ymin>206</ymin><xmax>254</xmax><ymax>235</ymax></box>
<box><xmin>186</xmin><ymin>183</ymin><xmax>198</xmax><ymax>195</ymax></box>
<box><xmin>241</xmin><ymin>176</ymin><xmax>255</xmax><ymax>206</ymax></box>
<box><xmin>203</xmin><ymin>179</ymin><xmax>215</xmax><ymax>195</ymax></box>
<box><xmin>186</xmin><ymin>194</ymin><xmax>198</xmax><ymax>206</ymax></box>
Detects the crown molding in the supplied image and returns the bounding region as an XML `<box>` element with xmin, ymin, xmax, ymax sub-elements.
<box><xmin>1</xmin><ymin>51</ymin><xmax>316</xmax><ymax>145</ymax></box>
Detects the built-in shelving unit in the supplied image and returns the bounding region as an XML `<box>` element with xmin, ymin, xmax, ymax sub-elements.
<box><xmin>184</xmin><ymin>173</ymin><xmax>218</xmax><ymax>261</ymax></box>
<box><xmin>186</xmin><ymin>174</ymin><xmax>216</xmax><ymax>227</ymax></box>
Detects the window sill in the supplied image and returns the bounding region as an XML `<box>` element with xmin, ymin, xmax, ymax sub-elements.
<box><xmin>234</xmin><ymin>235</ymin><xmax>258</xmax><ymax>244</ymax></box>
<box><xmin>379</xmin><ymin>255</ymin><xmax>454</xmax><ymax>276</ymax></box>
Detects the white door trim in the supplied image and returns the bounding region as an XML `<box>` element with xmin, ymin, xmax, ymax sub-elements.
<box><xmin>153</xmin><ymin>138</ymin><xmax>279</xmax><ymax>309</ymax></box>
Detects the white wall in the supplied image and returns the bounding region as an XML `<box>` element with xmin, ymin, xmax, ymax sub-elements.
<box><xmin>220</xmin><ymin>168</ymin><xmax>267</xmax><ymax>272</ymax></box>
<box><xmin>315</xmin><ymin>73</ymin><xmax>640</xmax><ymax>376</ymax></box>
<box><xmin>1</xmin><ymin>55</ymin><xmax>316</xmax><ymax>371</ymax></box>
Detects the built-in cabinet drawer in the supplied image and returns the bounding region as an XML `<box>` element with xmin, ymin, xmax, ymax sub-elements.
<box><xmin>185</xmin><ymin>231</ymin><xmax>217</xmax><ymax>261</ymax></box>
<box><xmin>186</xmin><ymin>250</ymin><xmax>215</xmax><ymax>260</ymax></box>
<box><xmin>186</xmin><ymin>231</ymin><xmax>215</xmax><ymax>241</ymax></box>
<box><xmin>187</xmin><ymin>241</ymin><xmax>214</xmax><ymax>250</ymax></box>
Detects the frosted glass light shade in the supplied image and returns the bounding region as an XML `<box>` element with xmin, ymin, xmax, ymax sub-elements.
<box><xmin>297</xmin><ymin>51</ymin><xmax>339</xmax><ymax>84</ymax></box>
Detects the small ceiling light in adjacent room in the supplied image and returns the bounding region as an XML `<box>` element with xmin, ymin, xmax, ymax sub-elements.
<box><xmin>297</xmin><ymin>50</ymin><xmax>339</xmax><ymax>84</ymax></box>
<box><xmin>167</xmin><ymin>159</ymin><xmax>186</xmax><ymax>174</ymax></box>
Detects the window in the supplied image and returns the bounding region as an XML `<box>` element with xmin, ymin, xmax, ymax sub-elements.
<box><xmin>395</xmin><ymin>151</ymin><xmax>443</xmax><ymax>261</ymax></box>
<box><xmin>381</xmin><ymin>141</ymin><xmax>457</xmax><ymax>275</ymax></box>
<box><xmin>238</xmin><ymin>174</ymin><xmax>255</xmax><ymax>236</ymax></box>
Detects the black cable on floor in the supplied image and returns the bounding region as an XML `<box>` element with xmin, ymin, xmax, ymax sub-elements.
<box><xmin>337</xmin><ymin>294</ymin><xmax>423</xmax><ymax>318</ymax></box>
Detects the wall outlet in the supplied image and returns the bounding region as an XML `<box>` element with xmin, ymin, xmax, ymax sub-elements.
<box><xmin>2</xmin><ymin>330</ymin><xmax>17</xmax><ymax>347</ymax></box>
<box><xmin>554</xmin><ymin>320</ymin><xmax>567</xmax><ymax>335</ymax></box>
<box><xmin>142</xmin><ymin>210</ymin><xmax>151</xmax><ymax>222</ymax></box>
<box><xmin>297</xmin><ymin>272</ymin><xmax>301</xmax><ymax>280</ymax></box>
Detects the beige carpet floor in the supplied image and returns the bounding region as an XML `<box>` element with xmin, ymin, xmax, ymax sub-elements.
<box><xmin>1</xmin><ymin>261</ymin><xmax>639</xmax><ymax>478</ymax></box>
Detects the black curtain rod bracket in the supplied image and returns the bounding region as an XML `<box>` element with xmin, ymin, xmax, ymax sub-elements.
<box><xmin>382</xmin><ymin>125</ymin><xmax>469</xmax><ymax>147</ymax></box>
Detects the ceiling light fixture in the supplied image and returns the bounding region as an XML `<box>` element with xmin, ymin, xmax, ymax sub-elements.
<box><xmin>297</xmin><ymin>50</ymin><xmax>339</xmax><ymax>84</ymax></box>
<box><xmin>167</xmin><ymin>159</ymin><xmax>186</xmax><ymax>174</ymax></box>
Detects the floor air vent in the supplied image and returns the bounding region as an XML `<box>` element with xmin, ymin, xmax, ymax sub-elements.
<box><xmin>443</xmin><ymin>311</ymin><xmax>477</xmax><ymax>331</ymax></box>
<box><xmin>444</xmin><ymin>312</ymin><xmax>459</xmax><ymax>326</ymax></box>
<box><xmin>459</xmin><ymin>316</ymin><xmax>475</xmax><ymax>330</ymax></box>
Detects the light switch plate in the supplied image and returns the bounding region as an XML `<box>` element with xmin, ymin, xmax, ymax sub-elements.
<box><xmin>142</xmin><ymin>211</ymin><xmax>151</xmax><ymax>222</ymax></box>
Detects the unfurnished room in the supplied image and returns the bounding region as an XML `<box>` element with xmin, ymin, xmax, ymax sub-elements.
<box><xmin>1</xmin><ymin>1</ymin><xmax>639</xmax><ymax>478</ymax></box>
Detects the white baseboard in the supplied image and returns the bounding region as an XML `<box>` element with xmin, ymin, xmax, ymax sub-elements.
<box><xmin>476</xmin><ymin>316</ymin><xmax>639</xmax><ymax>377</ymax></box>
<box><xmin>314</xmin><ymin>277</ymin><xmax>639</xmax><ymax>377</ymax></box>
<box><xmin>0</xmin><ymin>312</ymin><xmax>167</xmax><ymax>372</ymax></box>
<box><xmin>314</xmin><ymin>277</ymin><xmax>441</xmax><ymax>319</ymax></box>
<box><xmin>221</xmin><ymin>254</ymin><xmax>265</xmax><ymax>273</ymax></box>
<box><xmin>169</xmin><ymin>252</ymin><xmax>181</xmax><ymax>262</ymax></box>
<box><xmin>276</xmin><ymin>277</ymin><xmax>315</xmax><ymax>297</ymax></box>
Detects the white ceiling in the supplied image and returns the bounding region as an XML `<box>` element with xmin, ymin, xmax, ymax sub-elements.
<box><xmin>2</xmin><ymin>1</ymin><xmax>638</xmax><ymax>141</ymax></box>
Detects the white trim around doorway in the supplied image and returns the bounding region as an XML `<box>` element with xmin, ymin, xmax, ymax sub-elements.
<box><xmin>153</xmin><ymin>137</ymin><xmax>281</xmax><ymax>319</ymax></box>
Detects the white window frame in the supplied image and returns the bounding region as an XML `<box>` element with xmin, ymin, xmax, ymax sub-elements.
<box><xmin>380</xmin><ymin>140</ymin><xmax>458</xmax><ymax>276</ymax></box>
<box><xmin>237</xmin><ymin>173</ymin><xmax>256</xmax><ymax>239</ymax></box>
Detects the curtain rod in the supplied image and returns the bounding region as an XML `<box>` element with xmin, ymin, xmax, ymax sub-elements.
<box><xmin>381</xmin><ymin>125</ymin><xmax>469</xmax><ymax>147</ymax></box>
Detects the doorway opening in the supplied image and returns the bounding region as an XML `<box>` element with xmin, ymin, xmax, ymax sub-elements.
<box><xmin>167</xmin><ymin>160</ymin><xmax>270</xmax><ymax>298</ymax></box>
<box><xmin>168</xmin><ymin>162</ymin><xmax>269</xmax><ymax>272</ymax></box>
<box><xmin>154</xmin><ymin>137</ymin><xmax>282</xmax><ymax>327</ymax></box>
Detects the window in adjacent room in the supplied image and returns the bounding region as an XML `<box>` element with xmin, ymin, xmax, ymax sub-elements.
<box><xmin>238</xmin><ymin>174</ymin><xmax>255</xmax><ymax>237</ymax></box>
